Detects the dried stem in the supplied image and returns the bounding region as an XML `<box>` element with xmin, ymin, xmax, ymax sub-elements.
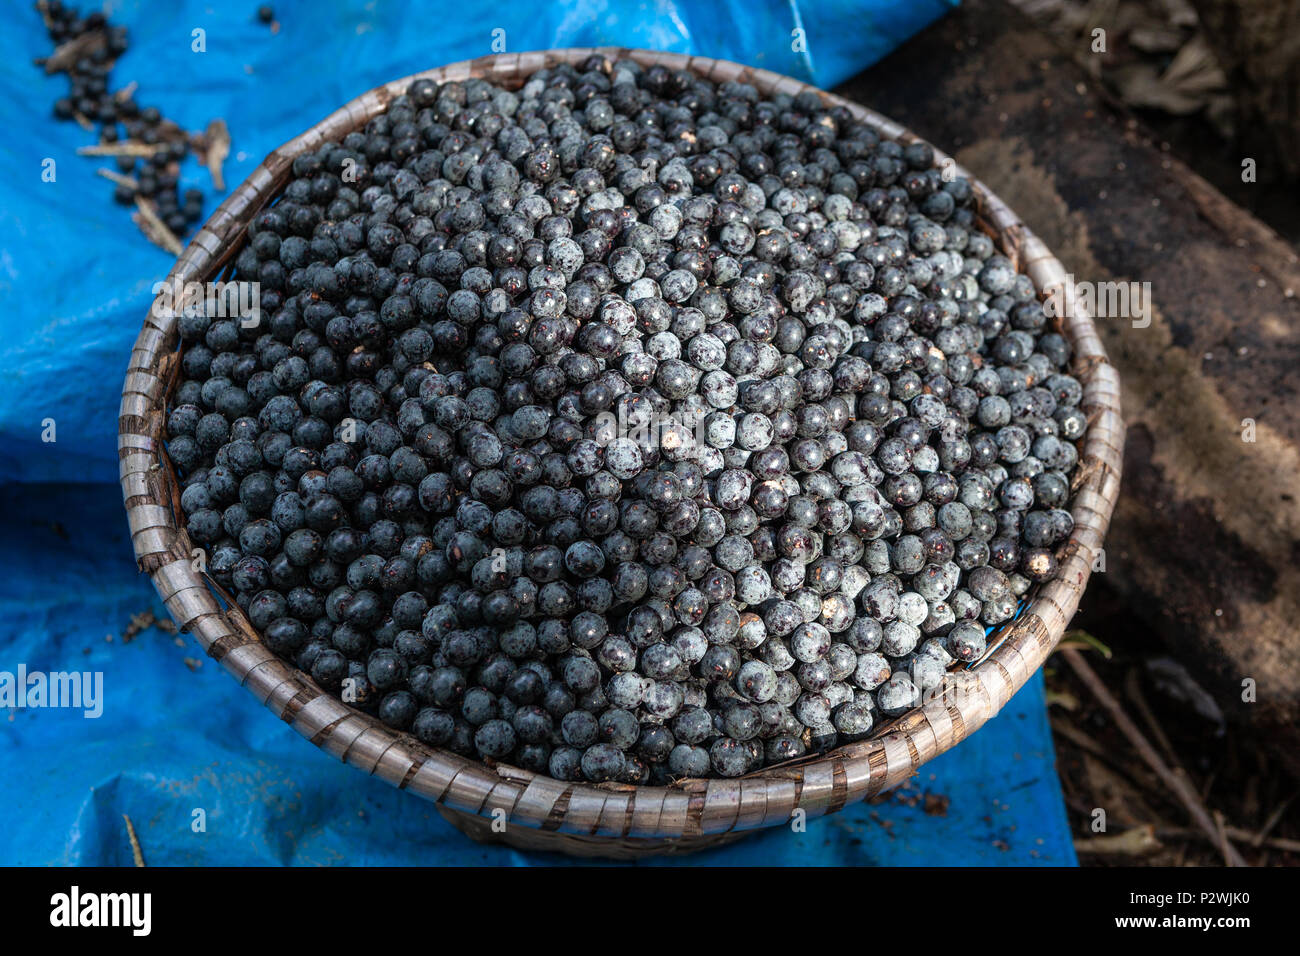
<box><xmin>78</xmin><ymin>142</ymin><xmax>168</xmax><ymax>158</ymax></box>
<box><xmin>1124</xmin><ymin>666</ymin><xmax>1179</xmax><ymax>770</ymax></box>
<box><xmin>132</xmin><ymin>197</ymin><xmax>183</xmax><ymax>256</ymax></box>
<box><xmin>122</xmin><ymin>814</ymin><xmax>146</xmax><ymax>867</ymax></box>
<box><xmin>96</xmin><ymin>168</ymin><xmax>138</xmax><ymax>189</ymax></box>
<box><xmin>1061</xmin><ymin>648</ymin><xmax>1248</xmax><ymax>867</ymax></box>
<box><xmin>193</xmin><ymin>118</ymin><xmax>231</xmax><ymax>191</ymax></box>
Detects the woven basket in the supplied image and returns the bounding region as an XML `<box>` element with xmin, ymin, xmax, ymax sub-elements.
<box><xmin>119</xmin><ymin>48</ymin><xmax>1124</xmax><ymax>859</ymax></box>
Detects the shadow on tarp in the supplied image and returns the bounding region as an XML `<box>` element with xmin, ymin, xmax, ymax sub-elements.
<box><xmin>0</xmin><ymin>483</ymin><xmax>1075</xmax><ymax>866</ymax></box>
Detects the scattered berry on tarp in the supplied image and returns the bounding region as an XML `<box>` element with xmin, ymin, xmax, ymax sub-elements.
<box><xmin>34</xmin><ymin>1</ymin><xmax>221</xmax><ymax>246</ymax></box>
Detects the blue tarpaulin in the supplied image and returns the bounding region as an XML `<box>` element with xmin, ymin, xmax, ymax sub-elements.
<box><xmin>0</xmin><ymin>0</ymin><xmax>1077</xmax><ymax>865</ymax></box>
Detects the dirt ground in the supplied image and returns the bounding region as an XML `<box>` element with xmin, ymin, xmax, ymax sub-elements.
<box><xmin>1053</xmin><ymin>581</ymin><xmax>1300</xmax><ymax>865</ymax></box>
<box><xmin>1010</xmin><ymin>0</ymin><xmax>1300</xmax><ymax>243</ymax></box>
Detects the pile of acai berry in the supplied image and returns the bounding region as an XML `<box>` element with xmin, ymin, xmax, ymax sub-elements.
<box><xmin>165</xmin><ymin>55</ymin><xmax>1086</xmax><ymax>783</ymax></box>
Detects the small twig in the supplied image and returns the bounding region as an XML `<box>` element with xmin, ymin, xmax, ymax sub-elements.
<box><xmin>77</xmin><ymin>142</ymin><xmax>168</xmax><ymax>158</ymax></box>
<box><xmin>1061</xmin><ymin>648</ymin><xmax>1248</xmax><ymax>867</ymax></box>
<box><xmin>1234</xmin><ymin>831</ymin><xmax>1300</xmax><ymax>854</ymax></box>
<box><xmin>1124</xmin><ymin>667</ymin><xmax>1178</xmax><ymax>767</ymax></box>
<box><xmin>1075</xmin><ymin>824</ymin><xmax>1161</xmax><ymax>856</ymax></box>
<box><xmin>1213</xmin><ymin>810</ymin><xmax>1234</xmax><ymax>862</ymax></box>
<box><xmin>1049</xmin><ymin>716</ymin><xmax>1109</xmax><ymax>759</ymax></box>
<box><xmin>1050</xmin><ymin>714</ymin><xmax>1170</xmax><ymax>797</ymax></box>
<box><xmin>72</xmin><ymin>111</ymin><xmax>94</xmax><ymax>132</ymax></box>
<box><xmin>114</xmin><ymin>80</ymin><xmax>138</xmax><ymax>104</ymax></box>
<box><xmin>96</xmin><ymin>168</ymin><xmax>138</xmax><ymax>189</ymax></box>
<box><xmin>1201</xmin><ymin>768</ymin><xmax>1218</xmax><ymax>803</ymax></box>
<box><xmin>1158</xmin><ymin>825</ymin><xmax>1300</xmax><ymax>855</ymax></box>
<box><xmin>132</xmin><ymin>197</ymin><xmax>183</xmax><ymax>256</ymax></box>
<box><xmin>1251</xmin><ymin>791</ymin><xmax>1298</xmax><ymax>846</ymax></box>
<box><xmin>123</xmin><ymin>814</ymin><xmax>146</xmax><ymax>867</ymax></box>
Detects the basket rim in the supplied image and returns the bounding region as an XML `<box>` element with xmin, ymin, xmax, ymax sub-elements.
<box><xmin>119</xmin><ymin>47</ymin><xmax>1124</xmax><ymax>843</ymax></box>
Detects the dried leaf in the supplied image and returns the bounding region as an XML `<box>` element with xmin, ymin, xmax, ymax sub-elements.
<box><xmin>1161</xmin><ymin>34</ymin><xmax>1227</xmax><ymax>95</ymax></box>
<box><xmin>1111</xmin><ymin>62</ymin><xmax>1206</xmax><ymax>114</ymax></box>
<box><xmin>132</xmin><ymin>197</ymin><xmax>183</xmax><ymax>256</ymax></box>
<box><xmin>193</xmin><ymin>118</ymin><xmax>231</xmax><ymax>191</ymax></box>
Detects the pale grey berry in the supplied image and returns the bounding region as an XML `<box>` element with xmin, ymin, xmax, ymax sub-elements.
<box><xmin>877</xmin><ymin>672</ymin><xmax>921</xmax><ymax>716</ymax></box>
<box><xmin>737</xmin><ymin>660</ymin><xmax>778</xmax><ymax>702</ymax></box>
<box><xmin>853</xmin><ymin>652</ymin><xmax>891</xmax><ymax>690</ymax></box>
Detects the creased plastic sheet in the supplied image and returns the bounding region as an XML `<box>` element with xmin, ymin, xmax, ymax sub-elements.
<box><xmin>0</xmin><ymin>0</ymin><xmax>1076</xmax><ymax>866</ymax></box>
